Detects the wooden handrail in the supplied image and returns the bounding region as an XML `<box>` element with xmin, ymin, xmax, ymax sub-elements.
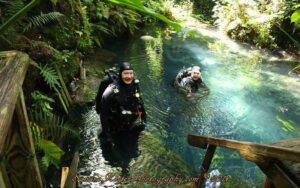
<box><xmin>0</xmin><ymin>51</ymin><xmax>43</xmax><ymax>188</ymax></box>
<box><xmin>188</xmin><ymin>134</ymin><xmax>300</xmax><ymax>187</ymax></box>
<box><xmin>0</xmin><ymin>51</ymin><xmax>30</xmax><ymax>155</ymax></box>
<box><xmin>188</xmin><ymin>135</ymin><xmax>300</xmax><ymax>163</ymax></box>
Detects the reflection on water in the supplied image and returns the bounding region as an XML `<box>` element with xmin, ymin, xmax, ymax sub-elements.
<box><xmin>77</xmin><ymin>27</ymin><xmax>300</xmax><ymax>187</ymax></box>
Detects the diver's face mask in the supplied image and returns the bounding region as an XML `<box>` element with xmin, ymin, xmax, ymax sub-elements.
<box><xmin>121</xmin><ymin>70</ymin><xmax>134</xmax><ymax>85</ymax></box>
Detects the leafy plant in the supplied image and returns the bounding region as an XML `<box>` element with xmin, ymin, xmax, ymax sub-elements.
<box><xmin>2</xmin><ymin>0</ymin><xmax>25</xmax><ymax>18</ymax></box>
<box><xmin>76</xmin><ymin>4</ymin><xmax>93</xmax><ymax>53</ymax></box>
<box><xmin>108</xmin><ymin>0</ymin><xmax>182</xmax><ymax>32</ymax></box>
<box><xmin>40</xmin><ymin>64</ymin><xmax>60</xmax><ymax>89</ymax></box>
<box><xmin>212</xmin><ymin>0</ymin><xmax>287</xmax><ymax>48</ymax></box>
<box><xmin>31</xmin><ymin>90</ymin><xmax>55</xmax><ymax>115</ymax></box>
<box><xmin>39</xmin><ymin>64</ymin><xmax>70</xmax><ymax>114</ymax></box>
<box><xmin>291</xmin><ymin>9</ymin><xmax>300</xmax><ymax>28</ymax></box>
<box><xmin>38</xmin><ymin>139</ymin><xmax>65</xmax><ymax>171</ymax></box>
<box><xmin>23</xmin><ymin>11</ymin><xmax>64</xmax><ymax>32</ymax></box>
<box><xmin>30</xmin><ymin>110</ymin><xmax>79</xmax><ymax>142</ymax></box>
<box><xmin>29</xmin><ymin>110</ymin><xmax>78</xmax><ymax>171</ymax></box>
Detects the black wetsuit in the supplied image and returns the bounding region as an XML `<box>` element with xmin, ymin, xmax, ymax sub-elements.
<box><xmin>99</xmin><ymin>79</ymin><xmax>146</xmax><ymax>137</ymax></box>
<box><xmin>181</xmin><ymin>76</ymin><xmax>203</xmax><ymax>93</ymax></box>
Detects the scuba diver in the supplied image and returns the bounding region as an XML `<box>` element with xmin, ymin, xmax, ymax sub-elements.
<box><xmin>174</xmin><ymin>65</ymin><xmax>209</xmax><ymax>98</ymax></box>
<box><xmin>180</xmin><ymin>66</ymin><xmax>202</xmax><ymax>93</ymax></box>
<box><xmin>95</xmin><ymin>62</ymin><xmax>146</xmax><ymax>175</ymax></box>
<box><xmin>95</xmin><ymin>62</ymin><xmax>147</xmax><ymax>142</ymax></box>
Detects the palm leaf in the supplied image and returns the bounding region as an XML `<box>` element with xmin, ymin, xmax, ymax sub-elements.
<box><xmin>108</xmin><ymin>0</ymin><xmax>181</xmax><ymax>32</ymax></box>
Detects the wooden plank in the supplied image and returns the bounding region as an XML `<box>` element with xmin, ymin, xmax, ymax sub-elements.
<box><xmin>0</xmin><ymin>170</ymin><xmax>7</xmax><ymax>188</ymax></box>
<box><xmin>197</xmin><ymin>144</ymin><xmax>216</xmax><ymax>188</ymax></box>
<box><xmin>61</xmin><ymin>167</ymin><xmax>69</xmax><ymax>188</ymax></box>
<box><xmin>257</xmin><ymin>162</ymin><xmax>299</xmax><ymax>188</ymax></box>
<box><xmin>64</xmin><ymin>151</ymin><xmax>79</xmax><ymax>188</ymax></box>
<box><xmin>0</xmin><ymin>51</ymin><xmax>30</xmax><ymax>156</ymax></box>
<box><xmin>188</xmin><ymin>135</ymin><xmax>300</xmax><ymax>163</ymax></box>
<box><xmin>271</xmin><ymin>139</ymin><xmax>300</xmax><ymax>184</ymax></box>
<box><xmin>0</xmin><ymin>92</ymin><xmax>43</xmax><ymax>188</ymax></box>
<box><xmin>264</xmin><ymin>178</ymin><xmax>275</xmax><ymax>188</ymax></box>
<box><xmin>17</xmin><ymin>90</ymin><xmax>43</xmax><ymax>187</ymax></box>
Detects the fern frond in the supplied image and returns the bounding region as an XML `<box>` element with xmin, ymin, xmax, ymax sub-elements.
<box><xmin>91</xmin><ymin>22</ymin><xmax>112</xmax><ymax>35</ymax></box>
<box><xmin>29</xmin><ymin>110</ymin><xmax>79</xmax><ymax>142</ymax></box>
<box><xmin>41</xmin><ymin>155</ymin><xmax>50</xmax><ymax>171</ymax></box>
<box><xmin>43</xmin><ymin>123</ymin><xmax>79</xmax><ymax>141</ymax></box>
<box><xmin>23</xmin><ymin>12</ymin><xmax>64</xmax><ymax>32</ymax></box>
<box><xmin>40</xmin><ymin>64</ymin><xmax>61</xmax><ymax>90</ymax></box>
<box><xmin>30</xmin><ymin>123</ymin><xmax>42</xmax><ymax>151</ymax></box>
<box><xmin>4</xmin><ymin>0</ymin><xmax>24</xmax><ymax>18</ymax></box>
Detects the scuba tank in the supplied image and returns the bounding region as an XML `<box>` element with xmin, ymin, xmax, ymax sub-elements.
<box><xmin>95</xmin><ymin>67</ymin><xmax>118</xmax><ymax>114</ymax></box>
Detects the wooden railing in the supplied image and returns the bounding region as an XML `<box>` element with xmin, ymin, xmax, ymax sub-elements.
<box><xmin>188</xmin><ymin>134</ymin><xmax>300</xmax><ymax>188</ymax></box>
<box><xmin>0</xmin><ymin>51</ymin><xmax>43</xmax><ymax>188</ymax></box>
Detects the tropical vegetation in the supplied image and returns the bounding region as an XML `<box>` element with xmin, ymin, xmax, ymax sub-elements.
<box><xmin>0</xmin><ymin>0</ymin><xmax>299</xmax><ymax>185</ymax></box>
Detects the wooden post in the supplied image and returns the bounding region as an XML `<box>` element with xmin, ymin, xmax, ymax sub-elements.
<box><xmin>64</xmin><ymin>151</ymin><xmax>79</xmax><ymax>188</ymax></box>
<box><xmin>80</xmin><ymin>60</ymin><xmax>86</xmax><ymax>80</ymax></box>
<box><xmin>61</xmin><ymin>167</ymin><xmax>69</xmax><ymax>188</ymax></box>
<box><xmin>197</xmin><ymin>145</ymin><xmax>216</xmax><ymax>188</ymax></box>
<box><xmin>264</xmin><ymin>178</ymin><xmax>275</xmax><ymax>188</ymax></box>
<box><xmin>257</xmin><ymin>162</ymin><xmax>299</xmax><ymax>188</ymax></box>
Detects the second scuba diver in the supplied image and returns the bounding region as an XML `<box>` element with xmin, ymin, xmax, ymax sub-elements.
<box><xmin>178</xmin><ymin>66</ymin><xmax>203</xmax><ymax>94</ymax></box>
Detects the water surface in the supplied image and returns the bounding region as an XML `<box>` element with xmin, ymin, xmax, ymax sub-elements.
<box><xmin>77</xmin><ymin>28</ymin><xmax>300</xmax><ymax>187</ymax></box>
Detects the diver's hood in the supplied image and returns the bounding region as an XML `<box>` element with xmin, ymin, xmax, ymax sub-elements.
<box><xmin>118</xmin><ymin>62</ymin><xmax>134</xmax><ymax>86</ymax></box>
<box><xmin>119</xmin><ymin>62</ymin><xmax>133</xmax><ymax>76</ymax></box>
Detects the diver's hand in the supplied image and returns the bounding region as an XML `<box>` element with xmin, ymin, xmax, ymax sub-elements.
<box><xmin>187</xmin><ymin>93</ymin><xmax>193</xmax><ymax>97</ymax></box>
<box><xmin>140</xmin><ymin>120</ymin><xmax>146</xmax><ymax>126</ymax></box>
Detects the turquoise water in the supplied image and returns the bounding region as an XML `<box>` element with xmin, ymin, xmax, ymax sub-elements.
<box><xmin>77</xmin><ymin>29</ymin><xmax>300</xmax><ymax>187</ymax></box>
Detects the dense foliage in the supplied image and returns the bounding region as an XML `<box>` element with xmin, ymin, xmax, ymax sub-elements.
<box><xmin>0</xmin><ymin>0</ymin><xmax>177</xmax><ymax>182</ymax></box>
<box><xmin>192</xmin><ymin>0</ymin><xmax>300</xmax><ymax>50</ymax></box>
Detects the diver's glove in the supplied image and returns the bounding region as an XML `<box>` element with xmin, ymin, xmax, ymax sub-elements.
<box><xmin>140</xmin><ymin>120</ymin><xmax>146</xmax><ymax>126</ymax></box>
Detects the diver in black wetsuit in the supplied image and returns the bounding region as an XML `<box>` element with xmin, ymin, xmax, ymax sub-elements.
<box><xmin>96</xmin><ymin>62</ymin><xmax>147</xmax><ymax>142</ymax></box>
<box><xmin>180</xmin><ymin>66</ymin><xmax>203</xmax><ymax>94</ymax></box>
<box><xmin>96</xmin><ymin>63</ymin><xmax>146</xmax><ymax>175</ymax></box>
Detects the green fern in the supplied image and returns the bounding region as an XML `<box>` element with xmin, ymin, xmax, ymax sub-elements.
<box><xmin>29</xmin><ymin>110</ymin><xmax>79</xmax><ymax>143</ymax></box>
<box><xmin>36</xmin><ymin>139</ymin><xmax>65</xmax><ymax>172</ymax></box>
<box><xmin>39</xmin><ymin>64</ymin><xmax>61</xmax><ymax>90</ymax></box>
<box><xmin>29</xmin><ymin>110</ymin><xmax>77</xmax><ymax>171</ymax></box>
<box><xmin>39</xmin><ymin>139</ymin><xmax>64</xmax><ymax>169</ymax></box>
<box><xmin>39</xmin><ymin>64</ymin><xmax>70</xmax><ymax>114</ymax></box>
<box><xmin>3</xmin><ymin>0</ymin><xmax>24</xmax><ymax>18</ymax></box>
<box><xmin>23</xmin><ymin>12</ymin><xmax>64</xmax><ymax>32</ymax></box>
